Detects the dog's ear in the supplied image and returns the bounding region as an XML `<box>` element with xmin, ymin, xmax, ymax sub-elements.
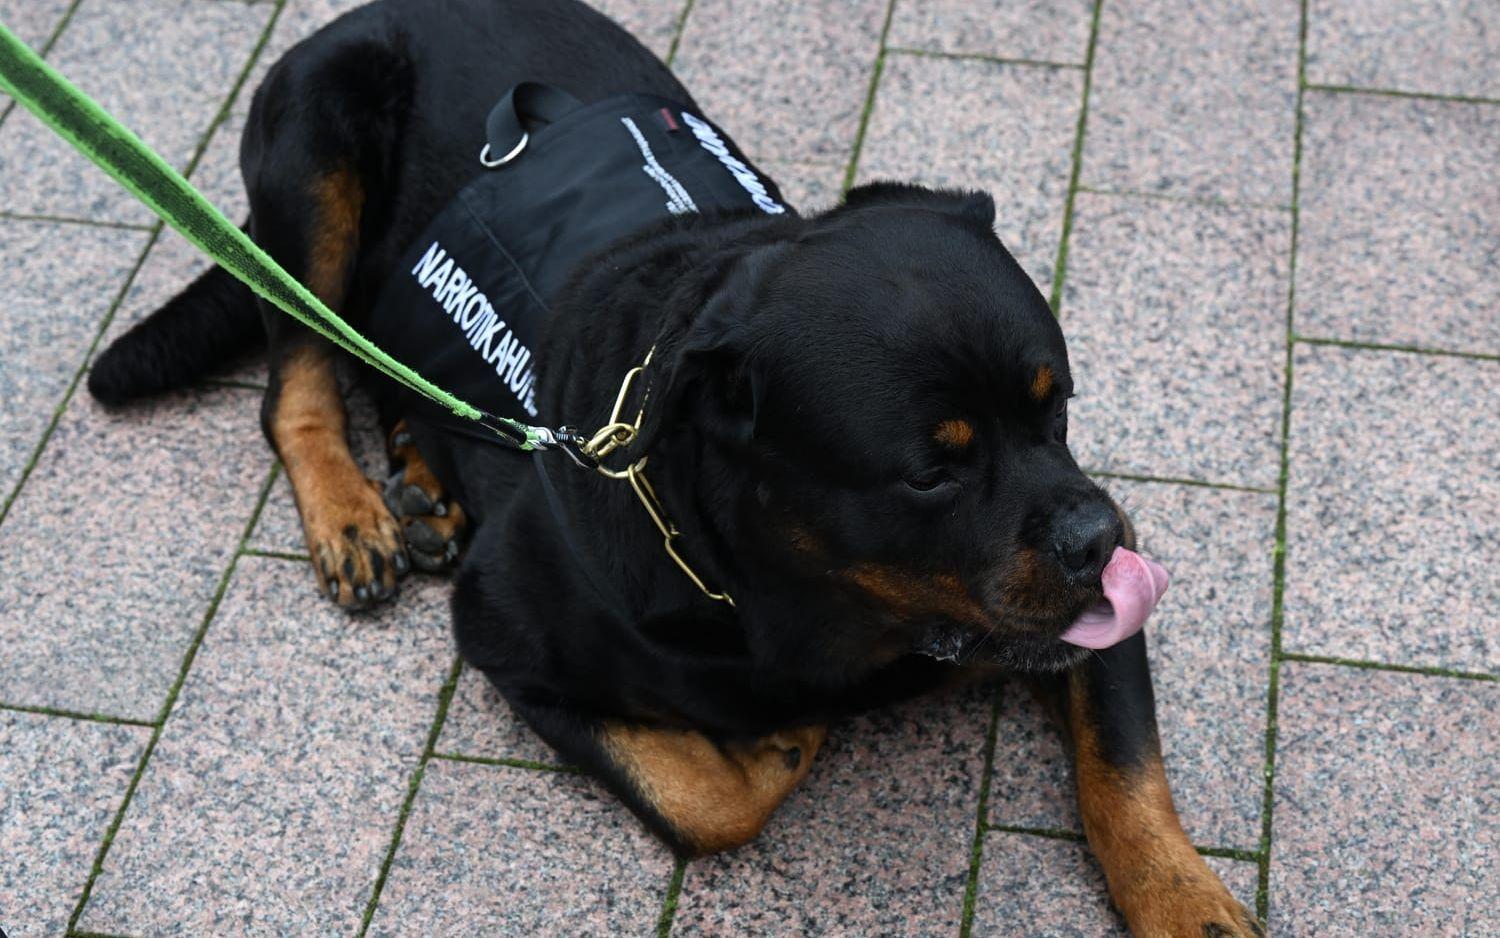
<box><xmin>635</xmin><ymin>243</ymin><xmax>789</xmax><ymax>452</ymax></box>
<box><xmin>840</xmin><ymin>181</ymin><xmax>996</xmax><ymax>229</ymax></box>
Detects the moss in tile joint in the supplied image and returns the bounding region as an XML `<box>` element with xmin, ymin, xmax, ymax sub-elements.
<box><xmin>1074</xmin><ymin>184</ymin><xmax>1292</xmax><ymax>213</ymax></box>
<box><xmin>0</xmin><ymin>700</ymin><xmax>155</xmax><ymax>728</ymax></box>
<box><xmin>664</xmin><ymin>0</ymin><xmax>696</xmax><ymax>67</ymax></box>
<box><xmin>883</xmin><ymin>46</ymin><xmax>1085</xmax><ymax>71</ymax></box>
<box><xmin>985</xmin><ymin>822</ymin><xmax>1085</xmax><ymax>844</ymax></box>
<box><xmin>1304</xmin><ymin>82</ymin><xmax>1500</xmax><ymax>108</ymax></box>
<box><xmin>0</xmin><ymin>210</ymin><xmax>158</xmax><ymax>231</ymax></box>
<box><xmin>358</xmin><ymin>654</ymin><xmax>466</xmax><ymax>936</ymax></box>
<box><xmin>840</xmin><ymin>0</ymin><xmax>899</xmax><ymax>194</ymax></box>
<box><xmin>65</xmin><ymin>463</ymin><xmax>279</xmax><ymax>934</ymax></box>
<box><xmin>429</xmin><ymin>751</ymin><xmax>583</xmax><ymax>774</ymax></box>
<box><xmin>1045</xmin><ymin>0</ymin><xmax>1104</xmax><ymax>316</ymax></box>
<box><xmin>240</xmin><ymin>547</ymin><xmax>313</xmax><ymax>563</ymax></box>
<box><xmin>957</xmin><ymin>681</ymin><xmax>1003</xmax><ymax>938</ymax></box>
<box><xmin>655</xmin><ymin>857</ymin><xmax>689</xmax><ymax>937</ymax></box>
<box><xmin>1294</xmin><ymin>335</ymin><xmax>1499</xmax><ymax>363</ymax></box>
<box><xmin>1087</xmin><ymin>469</ymin><xmax>1278</xmax><ymax>495</ymax></box>
<box><xmin>1279</xmin><ymin>653</ymin><xmax>1496</xmax><ymax>684</ymax></box>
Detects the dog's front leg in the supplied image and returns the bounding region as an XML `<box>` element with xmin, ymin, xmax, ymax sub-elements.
<box><xmin>1064</xmin><ymin>633</ymin><xmax>1262</xmax><ymax>937</ymax></box>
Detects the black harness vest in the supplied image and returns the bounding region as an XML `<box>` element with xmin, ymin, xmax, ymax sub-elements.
<box><xmin>368</xmin><ymin>83</ymin><xmax>786</xmax><ymax>433</ymax></box>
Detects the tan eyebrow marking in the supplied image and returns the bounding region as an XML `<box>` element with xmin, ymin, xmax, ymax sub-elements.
<box><xmin>1030</xmin><ymin>365</ymin><xmax>1054</xmax><ymax>402</ymax></box>
<box><xmin>934</xmin><ymin>418</ymin><xmax>975</xmax><ymax>448</ymax></box>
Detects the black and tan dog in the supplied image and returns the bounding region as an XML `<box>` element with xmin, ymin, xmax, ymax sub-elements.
<box><xmin>88</xmin><ymin>0</ymin><xmax>1259</xmax><ymax>933</ymax></box>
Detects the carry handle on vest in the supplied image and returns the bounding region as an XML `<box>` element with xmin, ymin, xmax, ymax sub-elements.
<box><xmin>481</xmin><ymin>82</ymin><xmax>585</xmax><ymax>167</ymax></box>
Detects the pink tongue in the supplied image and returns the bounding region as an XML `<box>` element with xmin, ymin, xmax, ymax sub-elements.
<box><xmin>1058</xmin><ymin>547</ymin><xmax>1170</xmax><ymax>650</ymax></box>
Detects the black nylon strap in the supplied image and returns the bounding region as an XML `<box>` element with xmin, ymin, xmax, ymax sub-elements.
<box><xmin>484</xmin><ymin>82</ymin><xmax>586</xmax><ymax>161</ymax></box>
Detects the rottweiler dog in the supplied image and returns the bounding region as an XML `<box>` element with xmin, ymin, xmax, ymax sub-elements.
<box><xmin>88</xmin><ymin>0</ymin><xmax>1260</xmax><ymax>933</ymax></box>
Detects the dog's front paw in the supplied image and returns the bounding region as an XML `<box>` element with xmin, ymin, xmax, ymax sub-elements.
<box><xmin>1136</xmin><ymin>886</ymin><xmax>1264</xmax><ymax>938</ymax></box>
<box><xmin>303</xmin><ymin>477</ymin><xmax>408</xmax><ymax>609</ymax></box>
<box><xmin>384</xmin><ymin>425</ymin><xmax>467</xmax><ymax>572</ymax></box>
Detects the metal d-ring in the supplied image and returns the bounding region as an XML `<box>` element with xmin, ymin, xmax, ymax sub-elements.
<box><xmin>479</xmin><ymin>132</ymin><xmax>529</xmax><ymax>168</ymax></box>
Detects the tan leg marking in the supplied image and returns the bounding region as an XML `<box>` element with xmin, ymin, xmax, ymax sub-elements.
<box><xmin>601</xmin><ymin>723</ymin><xmax>827</xmax><ymax>855</ymax></box>
<box><xmin>1069</xmin><ymin>682</ymin><xmax>1263</xmax><ymax>937</ymax></box>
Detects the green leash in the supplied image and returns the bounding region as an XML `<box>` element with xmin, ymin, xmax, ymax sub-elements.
<box><xmin>0</xmin><ymin>20</ymin><xmax>579</xmax><ymax>456</ymax></box>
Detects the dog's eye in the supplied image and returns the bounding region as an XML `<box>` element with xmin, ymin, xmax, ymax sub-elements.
<box><xmin>1053</xmin><ymin>398</ymin><xmax>1069</xmax><ymax>443</ymax></box>
<box><xmin>904</xmin><ymin>471</ymin><xmax>952</xmax><ymax>493</ymax></box>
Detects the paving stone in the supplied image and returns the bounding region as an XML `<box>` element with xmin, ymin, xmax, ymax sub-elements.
<box><xmin>989</xmin><ymin>480</ymin><xmax>1276</xmax><ymax>850</ymax></box>
<box><xmin>1283</xmin><ymin>345</ymin><xmax>1498</xmax><ymax>673</ymax></box>
<box><xmin>239</xmin><ymin>0</ymin><xmax>374</xmax><ymax>109</ymax></box>
<box><xmin>887</xmin><ymin>0</ymin><xmax>1094</xmax><ymax>64</ymax></box>
<box><xmin>367</xmin><ymin>758</ymin><xmax>673</xmax><ymax>936</ymax></box>
<box><xmin>78</xmin><ymin>556</ymin><xmax>453</xmax><ymax>936</ymax></box>
<box><xmin>0</xmin><ymin>218</ymin><xmax>150</xmax><ymax>499</ymax></box>
<box><xmin>0</xmin><ymin>711</ymin><xmax>149</xmax><ymax>938</ymax></box>
<box><xmin>760</xmin><ymin>159</ymin><xmax>846</xmax><ymax>215</ymax></box>
<box><xmin>0</xmin><ymin>0</ymin><xmax>72</xmax><ymax>49</ymax></box>
<box><xmin>594</xmin><ymin>0</ymin><xmax>686</xmax><ymax>59</ymax></box>
<box><xmin>1083</xmin><ymin>0</ymin><xmax>1300</xmax><ymax>205</ymax></box>
<box><xmin>435</xmin><ymin>665</ymin><xmax>561</xmax><ymax>765</ymax></box>
<box><xmin>0</xmin><ymin>388</ymin><xmax>267</xmax><ymax>721</ymax></box>
<box><xmin>672</xmin><ymin>682</ymin><xmax>992</xmax><ymax>936</ymax></box>
<box><xmin>1306</xmin><ymin>0</ymin><xmax>1500</xmax><ymax>99</ymax></box>
<box><xmin>857</xmin><ymin>54</ymin><xmax>1081</xmax><ymax>293</ymax></box>
<box><xmin>672</xmin><ymin>0</ymin><xmax>887</xmax><ymax>166</ymax></box>
<box><xmin>1063</xmin><ymin>193</ymin><xmax>1290</xmax><ymax>489</ymax></box>
<box><xmin>1269</xmin><ymin>663</ymin><xmax>1498</xmax><ymax>935</ymax></box>
<box><xmin>0</xmin><ymin>0</ymin><xmax>272</xmax><ymax>224</ymax></box>
<box><xmin>973</xmin><ymin>832</ymin><xmax>1259</xmax><ymax>935</ymax></box>
<box><xmin>1296</xmin><ymin>92</ymin><xmax>1500</xmax><ymax>354</ymax></box>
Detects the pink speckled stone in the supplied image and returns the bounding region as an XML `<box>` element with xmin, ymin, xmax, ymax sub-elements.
<box><xmin>78</xmin><ymin>556</ymin><xmax>454</xmax><ymax>935</ymax></box>
<box><xmin>1306</xmin><ymin>0</ymin><xmax>1500</xmax><ymax>99</ymax></box>
<box><xmin>435</xmin><ymin>665</ymin><xmax>560</xmax><ymax>765</ymax></box>
<box><xmin>0</xmin><ymin>0</ymin><xmax>271</xmax><ymax>224</ymax></box>
<box><xmin>672</xmin><ymin>0</ymin><xmax>887</xmax><ymax>166</ymax></box>
<box><xmin>672</xmin><ymin>682</ymin><xmax>992</xmax><ymax>935</ymax></box>
<box><xmin>973</xmin><ymin>832</ymin><xmax>1259</xmax><ymax>935</ymax></box>
<box><xmin>1296</xmin><ymin>92</ymin><xmax>1499</xmax><ymax>354</ymax></box>
<box><xmin>0</xmin><ymin>0</ymin><xmax>72</xmax><ymax>49</ymax></box>
<box><xmin>367</xmin><ymin>759</ymin><xmax>674</xmax><ymax>936</ymax></box>
<box><xmin>856</xmin><ymin>53</ymin><xmax>1082</xmax><ymax>292</ymax></box>
<box><xmin>760</xmin><ymin>159</ymin><xmax>846</xmax><ymax>215</ymax></box>
<box><xmin>0</xmin><ymin>218</ymin><xmax>150</xmax><ymax>497</ymax></box>
<box><xmin>1063</xmin><ymin>193</ymin><xmax>1290</xmax><ymax>488</ymax></box>
<box><xmin>0</xmin><ymin>711</ymin><xmax>149</xmax><ymax>937</ymax></box>
<box><xmin>1083</xmin><ymin>0</ymin><xmax>1299</xmax><ymax>205</ymax></box>
<box><xmin>1269</xmin><ymin>663</ymin><xmax>1498</xmax><ymax>935</ymax></box>
<box><xmin>1283</xmin><ymin>346</ymin><xmax>1498</xmax><ymax>673</ymax></box>
<box><xmin>887</xmin><ymin>0</ymin><xmax>1094</xmax><ymax>64</ymax></box>
<box><xmin>594</xmin><ymin>0</ymin><xmax>687</xmax><ymax>59</ymax></box>
<box><xmin>989</xmin><ymin>480</ymin><xmax>1276</xmax><ymax>851</ymax></box>
<box><xmin>0</xmin><ymin>388</ymin><xmax>268</xmax><ymax>720</ymax></box>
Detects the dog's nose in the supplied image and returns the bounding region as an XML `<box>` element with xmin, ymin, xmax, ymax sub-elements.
<box><xmin>1050</xmin><ymin>501</ymin><xmax>1123</xmax><ymax>582</ymax></box>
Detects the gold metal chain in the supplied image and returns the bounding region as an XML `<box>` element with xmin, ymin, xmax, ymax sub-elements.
<box><xmin>581</xmin><ymin>348</ymin><xmax>735</xmax><ymax>607</ymax></box>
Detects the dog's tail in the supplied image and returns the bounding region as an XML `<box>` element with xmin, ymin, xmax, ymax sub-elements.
<box><xmin>88</xmin><ymin>253</ymin><xmax>263</xmax><ymax>405</ymax></box>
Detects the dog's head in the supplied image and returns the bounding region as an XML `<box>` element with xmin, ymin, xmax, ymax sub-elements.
<box><xmin>654</xmin><ymin>182</ymin><xmax>1165</xmax><ymax>675</ymax></box>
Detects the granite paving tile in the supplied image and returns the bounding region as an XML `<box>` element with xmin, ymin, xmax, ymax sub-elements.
<box><xmin>972</xmin><ymin>832</ymin><xmax>1259</xmax><ymax>935</ymax></box>
<box><xmin>366</xmin><ymin>758</ymin><xmax>674</xmax><ymax>937</ymax></box>
<box><xmin>0</xmin><ymin>218</ymin><xmax>150</xmax><ymax>499</ymax></box>
<box><xmin>1283</xmin><ymin>345</ymin><xmax>1498</xmax><ymax>673</ymax></box>
<box><xmin>0</xmin><ymin>388</ymin><xmax>267</xmax><ymax>721</ymax></box>
<box><xmin>989</xmin><ymin>480</ymin><xmax>1276</xmax><ymax>850</ymax></box>
<box><xmin>78</xmin><ymin>556</ymin><xmax>454</xmax><ymax>936</ymax></box>
<box><xmin>238</xmin><ymin>0</ymin><xmax>375</xmax><ymax>110</ymax></box>
<box><xmin>671</xmin><ymin>682</ymin><xmax>992</xmax><ymax>936</ymax></box>
<box><xmin>0</xmin><ymin>0</ymin><xmax>73</xmax><ymax>50</ymax></box>
<box><xmin>887</xmin><ymin>0</ymin><xmax>1094</xmax><ymax>64</ymax></box>
<box><xmin>1063</xmin><ymin>193</ymin><xmax>1290</xmax><ymax>489</ymax></box>
<box><xmin>435</xmin><ymin>665</ymin><xmax>561</xmax><ymax>765</ymax></box>
<box><xmin>1269</xmin><ymin>663</ymin><xmax>1498</xmax><ymax>936</ymax></box>
<box><xmin>760</xmin><ymin>159</ymin><xmax>846</xmax><ymax>215</ymax></box>
<box><xmin>857</xmin><ymin>54</ymin><xmax>1081</xmax><ymax>292</ymax></box>
<box><xmin>1306</xmin><ymin>0</ymin><xmax>1500</xmax><ymax>99</ymax></box>
<box><xmin>595</xmin><ymin>0</ymin><xmax>686</xmax><ymax>59</ymax></box>
<box><xmin>0</xmin><ymin>0</ymin><xmax>272</xmax><ymax>225</ymax></box>
<box><xmin>1083</xmin><ymin>0</ymin><xmax>1300</xmax><ymax>205</ymax></box>
<box><xmin>1295</xmin><ymin>91</ymin><xmax>1500</xmax><ymax>354</ymax></box>
<box><xmin>0</xmin><ymin>711</ymin><xmax>150</xmax><ymax>938</ymax></box>
<box><xmin>672</xmin><ymin>0</ymin><xmax>887</xmax><ymax>166</ymax></box>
